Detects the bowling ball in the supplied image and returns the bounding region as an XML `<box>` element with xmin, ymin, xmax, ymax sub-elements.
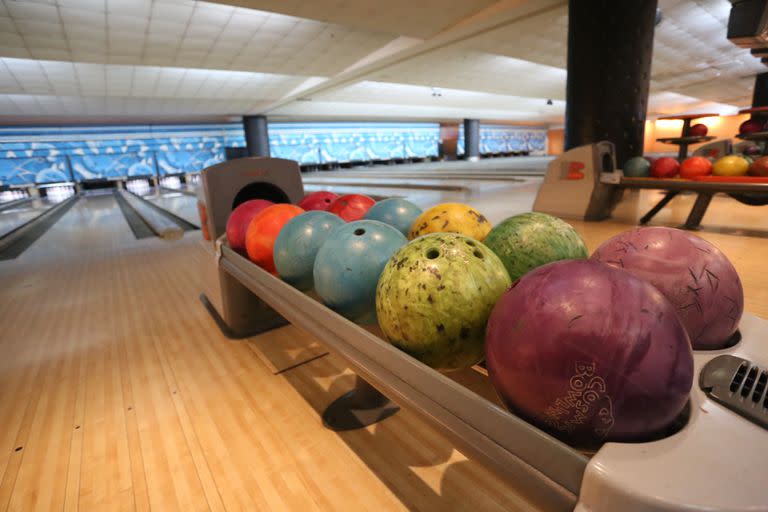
<box><xmin>299</xmin><ymin>191</ymin><xmax>338</xmax><ymax>211</ymax></box>
<box><xmin>749</xmin><ymin>155</ymin><xmax>768</xmax><ymax>176</ymax></box>
<box><xmin>314</xmin><ymin>220</ymin><xmax>406</xmax><ymax>323</ymax></box>
<box><xmin>376</xmin><ymin>233</ymin><xmax>511</xmax><ymax>370</ymax></box>
<box><xmin>485</xmin><ymin>260</ymin><xmax>693</xmax><ymax>449</ymax></box>
<box><xmin>226</xmin><ymin>199</ymin><xmax>274</xmax><ymax>253</ymax></box>
<box><xmin>363</xmin><ymin>198</ymin><xmax>423</xmax><ymax>236</ymax></box>
<box><xmin>484</xmin><ymin>212</ymin><xmax>588</xmax><ymax>282</ymax></box>
<box><xmin>408</xmin><ymin>203</ymin><xmax>491</xmax><ymax>241</ymax></box>
<box><xmin>592</xmin><ymin>226</ymin><xmax>743</xmax><ymax>350</ymax></box>
<box><xmin>687</xmin><ymin>123</ymin><xmax>708</xmax><ymax>137</ymax></box>
<box><xmin>623</xmin><ymin>156</ymin><xmax>651</xmax><ymax>177</ymax></box>
<box><xmin>650</xmin><ymin>156</ymin><xmax>679</xmax><ymax>178</ymax></box>
<box><xmin>245</xmin><ymin>204</ymin><xmax>304</xmax><ymax>273</ymax></box>
<box><xmin>679</xmin><ymin>156</ymin><xmax>712</xmax><ymax>179</ymax></box>
<box><xmin>273</xmin><ymin>211</ymin><xmax>344</xmax><ymax>291</ymax></box>
<box><xmin>328</xmin><ymin>194</ymin><xmax>376</xmax><ymax>222</ymax></box>
<box><xmin>743</xmin><ymin>144</ymin><xmax>761</xmax><ymax>156</ymax></box>
<box><xmin>739</xmin><ymin>119</ymin><xmax>763</xmax><ymax>135</ymax></box>
<box><xmin>712</xmin><ymin>155</ymin><xmax>749</xmax><ymax>177</ymax></box>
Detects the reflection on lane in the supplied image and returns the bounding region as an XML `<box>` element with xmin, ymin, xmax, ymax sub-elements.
<box><xmin>0</xmin><ymin>197</ymin><xmax>62</xmax><ymax>238</ymax></box>
<box><xmin>127</xmin><ymin>182</ymin><xmax>200</xmax><ymax>227</ymax></box>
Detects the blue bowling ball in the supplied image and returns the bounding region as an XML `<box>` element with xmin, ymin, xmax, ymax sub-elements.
<box><xmin>623</xmin><ymin>156</ymin><xmax>651</xmax><ymax>177</ymax></box>
<box><xmin>363</xmin><ymin>198</ymin><xmax>423</xmax><ymax>236</ymax></box>
<box><xmin>274</xmin><ymin>211</ymin><xmax>345</xmax><ymax>291</ymax></box>
<box><xmin>314</xmin><ymin>220</ymin><xmax>407</xmax><ymax>323</ymax></box>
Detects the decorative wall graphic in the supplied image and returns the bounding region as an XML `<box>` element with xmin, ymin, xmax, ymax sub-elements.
<box><xmin>69</xmin><ymin>153</ymin><xmax>155</xmax><ymax>181</ymax></box>
<box><xmin>270</xmin><ymin>123</ymin><xmax>439</xmax><ymax>164</ymax></box>
<box><xmin>457</xmin><ymin>124</ymin><xmax>548</xmax><ymax>156</ymax></box>
<box><xmin>0</xmin><ymin>123</ymin><xmax>244</xmax><ymax>186</ymax></box>
<box><xmin>157</xmin><ymin>149</ymin><xmax>225</xmax><ymax>174</ymax></box>
<box><xmin>0</xmin><ymin>121</ymin><xmax>514</xmax><ymax>186</ymax></box>
<box><xmin>0</xmin><ymin>155</ymin><xmax>70</xmax><ymax>186</ymax></box>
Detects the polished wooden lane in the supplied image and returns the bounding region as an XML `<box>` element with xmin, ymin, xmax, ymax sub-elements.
<box><xmin>0</xmin><ymin>188</ymin><xmax>766</xmax><ymax>511</ymax></box>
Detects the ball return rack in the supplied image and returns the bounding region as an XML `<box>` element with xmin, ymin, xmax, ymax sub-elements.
<box><xmin>200</xmin><ymin>157</ymin><xmax>768</xmax><ymax>512</ymax></box>
<box><xmin>534</xmin><ymin>141</ymin><xmax>768</xmax><ymax>230</ymax></box>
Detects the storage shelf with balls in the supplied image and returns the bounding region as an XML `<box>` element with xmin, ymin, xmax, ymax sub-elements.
<box><xmin>656</xmin><ymin>113</ymin><xmax>718</xmax><ymax>160</ymax></box>
<box><xmin>213</xmin><ymin>240</ymin><xmax>768</xmax><ymax>512</ymax></box>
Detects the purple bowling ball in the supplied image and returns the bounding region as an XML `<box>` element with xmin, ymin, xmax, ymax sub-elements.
<box><xmin>591</xmin><ymin>227</ymin><xmax>743</xmax><ymax>350</ymax></box>
<box><xmin>485</xmin><ymin>260</ymin><xmax>693</xmax><ymax>449</ymax></box>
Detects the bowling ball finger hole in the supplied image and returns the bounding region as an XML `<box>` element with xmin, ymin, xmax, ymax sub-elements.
<box><xmin>465</xmin><ymin>240</ymin><xmax>476</xmax><ymax>247</ymax></box>
<box><xmin>473</xmin><ymin>250</ymin><xmax>484</xmax><ymax>259</ymax></box>
<box><xmin>354</xmin><ymin>228</ymin><xmax>366</xmax><ymax>236</ymax></box>
<box><xmin>426</xmin><ymin>249</ymin><xmax>440</xmax><ymax>259</ymax></box>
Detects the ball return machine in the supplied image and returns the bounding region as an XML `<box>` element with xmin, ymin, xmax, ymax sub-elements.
<box><xmin>200</xmin><ymin>156</ymin><xmax>768</xmax><ymax>511</ymax></box>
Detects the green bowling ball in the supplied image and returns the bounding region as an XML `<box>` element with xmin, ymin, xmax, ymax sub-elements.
<box><xmin>623</xmin><ymin>156</ymin><xmax>651</xmax><ymax>177</ymax></box>
<box><xmin>484</xmin><ymin>212</ymin><xmax>588</xmax><ymax>282</ymax></box>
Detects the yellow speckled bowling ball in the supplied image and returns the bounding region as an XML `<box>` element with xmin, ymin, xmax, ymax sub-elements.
<box><xmin>408</xmin><ymin>203</ymin><xmax>491</xmax><ymax>241</ymax></box>
<box><xmin>712</xmin><ymin>155</ymin><xmax>749</xmax><ymax>177</ymax></box>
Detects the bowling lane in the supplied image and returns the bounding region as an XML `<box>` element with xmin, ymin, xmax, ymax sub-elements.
<box><xmin>0</xmin><ymin>196</ymin><xmax>63</xmax><ymax>238</ymax></box>
<box><xmin>125</xmin><ymin>178</ymin><xmax>200</xmax><ymax>226</ymax></box>
<box><xmin>145</xmin><ymin>189</ymin><xmax>200</xmax><ymax>226</ymax></box>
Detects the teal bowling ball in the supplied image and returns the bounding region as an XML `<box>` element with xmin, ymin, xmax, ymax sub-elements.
<box><xmin>274</xmin><ymin>211</ymin><xmax>344</xmax><ymax>291</ymax></box>
<box><xmin>363</xmin><ymin>198</ymin><xmax>423</xmax><ymax>236</ymax></box>
<box><xmin>623</xmin><ymin>156</ymin><xmax>651</xmax><ymax>177</ymax></box>
<box><xmin>314</xmin><ymin>220</ymin><xmax>407</xmax><ymax>323</ymax></box>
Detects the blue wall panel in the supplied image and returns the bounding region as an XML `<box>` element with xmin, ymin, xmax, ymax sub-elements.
<box><xmin>0</xmin><ymin>123</ymin><xmax>243</xmax><ymax>185</ymax></box>
<box><xmin>70</xmin><ymin>153</ymin><xmax>155</xmax><ymax>181</ymax></box>
<box><xmin>1</xmin><ymin>121</ymin><xmax>455</xmax><ymax>186</ymax></box>
<box><xmin>0</xmin><ymin>155</ymin><xmax>70</xmax><ymax>185</ymax></box>
<box><xmin>269</xmin><ymin>122</ymin><xmax>438</xmax><ymax>164</ymax></box>
<box><xmin>457</xmin><ymin>124</ymin><xmax>548</xmax><ymax>156</ymax></box>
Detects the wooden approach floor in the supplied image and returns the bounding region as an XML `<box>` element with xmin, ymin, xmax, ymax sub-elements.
<box><xmin>0</xmin><ymin>191</ymin><xmax>766</xmax><ymax>511</ymax></box>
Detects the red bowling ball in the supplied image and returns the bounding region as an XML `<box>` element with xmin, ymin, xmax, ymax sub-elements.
<box><xmin>299</xmin><ymin>191</ymin><xmax>338</xmax><ymax>211</ymax></box>
<box><xmin>592</xmin><ymin>226</ymin><xmax>744</xmax><ymax>350</ymax></box>
<box><xmin>748</xmin><ymin>155</ymin><xmax>768</xmax><ymax>177</ymax></box>
<box><xmin>328</xmin><ymin>194</ymin><xmax>376</xmax><ymax>222</ymax></box>
<box><xmin>226</xmin><ymin>199</ymin><xmax>274</xmax><ymax>254</ymax></box>
<box><xmin>679</xmin><ymin>156</ymin><xmax>712</xmax><ymax>179</ymax></box>
<box><xmin>485</xmin><ymin>259</ymin><xmax>693</xmax><ymax>449</ymax></box>
<box><xmin>650</xmin><ymin>156</ymin><xmax>679</xmax><ymax>178</ymax></box>
<box><xmin>687</xmin><ymin>123</ymin><xmax>708</xmax><ymax>137</ymax></box>
<box><xmin>739</xmin><ymin>119</ymin><xmax>763</xmax><ymax>135</ymax></box>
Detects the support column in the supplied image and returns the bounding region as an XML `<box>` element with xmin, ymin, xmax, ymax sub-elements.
<box><xmin>564</xmin><ymin>0</ymin><xmax>658</xmax><ymax>165</ymax></box>
<box><xmin>463</xmin><ymin>119</ymin><xmax>480</xmax><ymax>161</ymax></box>
<box><xmin>752</xmin><ymin>72</ymin><xmax>768</xmax><ymax>109</ymax></box>
<box><xmin>243</xmin><ymin>115</ymin><xmax>270</xmax><ymax>157</ymax></box>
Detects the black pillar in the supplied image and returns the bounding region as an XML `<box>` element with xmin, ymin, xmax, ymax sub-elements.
<box><xmin>463</xmin><ymin>119</ymin><xmax>480</xmax><ymax>160</ymax></box>
<box><xmin>224</xmin><ymin>147</ymin><xmax>249</xmax><ymax>160</ymax></box>
<box><xmin>752</xmin><ymin>72</ymin><xmax>768</xmax><ymax>109</ymax></box>
<box><xmin>243</xmin><ymin>115</ymin><xmax>270</xmax><ymax>157</ymax></box>
<box><xmin>564</xmin><ymin>0</ymin><xmax>657</xmax><ymax>165</ymax></box>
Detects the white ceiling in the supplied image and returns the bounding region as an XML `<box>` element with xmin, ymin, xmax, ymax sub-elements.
<box><xmin>207</xmin><ymin>0</ymin><xmax>497</xmax><ymax>39</ymax></box>
<box><xmin>0</xmin><ymin>0</ymin><xmax>764</xmax><ymax>124</ymax></box>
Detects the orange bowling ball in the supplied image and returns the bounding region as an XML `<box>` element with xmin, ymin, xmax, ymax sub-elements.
<box><xmin>679</xmin><ymin>156</ymin><xmax>712</xmax><ymax>179</ymax></box>
<box><xmin>245</xmin><ymin>204</ymin><xmax>305</xmax><ymax>272</ymax></box>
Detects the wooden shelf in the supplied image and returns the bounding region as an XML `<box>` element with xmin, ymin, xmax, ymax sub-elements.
<box><xmin>656</xmin><ymin>136</ymin><xmax>715</xmax><ymax>145</ymax></box>
<box><xmin>657</xmin><ymin>113</ymin><xmax>719</xmax><ymax>121</ymax></box>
